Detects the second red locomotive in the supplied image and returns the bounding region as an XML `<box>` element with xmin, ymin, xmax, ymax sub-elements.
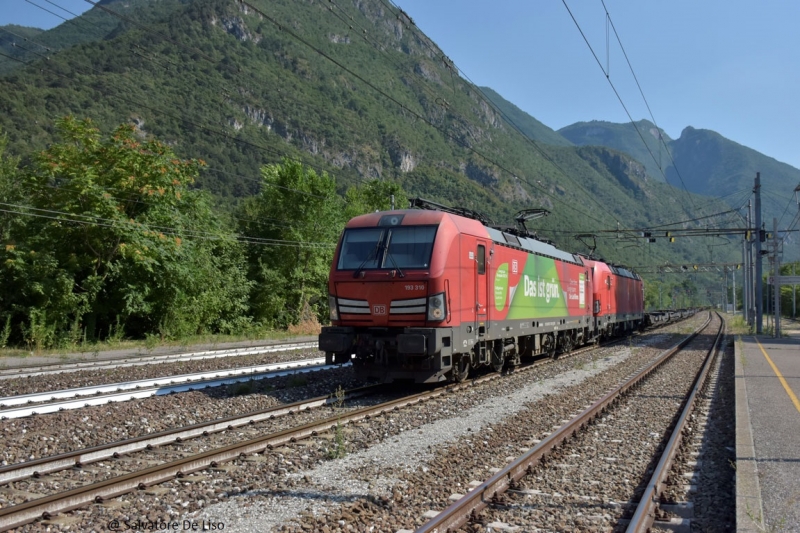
<box><xmin>319</xmin><ymin>200</ymin><xmax>644</xmax><ymax>383</ymax></box>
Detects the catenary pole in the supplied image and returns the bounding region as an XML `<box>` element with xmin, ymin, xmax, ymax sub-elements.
<box><xmin>755</xmin><ymin>173</ymin><xmax>763</xmax><ymax>333</ymax></box>
<box><xmin>747</xmin><ymin>200</ymin><xmax>754</xmax><ymax>325</ymax></box>
<box><xmin>774</xmin><ymin>218</ymin><xmax>780</xmax><ymax>337</ymax></box>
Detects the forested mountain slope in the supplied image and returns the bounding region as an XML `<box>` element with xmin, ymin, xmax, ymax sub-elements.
<box><xmin>558</xmin><ymin>120</ymin><xmax>800</xmax><ymax>230</ymax></box>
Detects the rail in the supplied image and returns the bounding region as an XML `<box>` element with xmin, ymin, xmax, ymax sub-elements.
<box><xmin>415</xmin><ymin>311</ymin><xmax>714</xmax><ymax>532</ymax></box>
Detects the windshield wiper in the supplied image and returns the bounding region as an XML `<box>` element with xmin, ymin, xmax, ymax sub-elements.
<box><xmin>381</xmin><ymin>234</ymin><xmax>405</xmax><ymax>278</ymax></box>
<box><xmin>353</xmin><ymin>239</ymin><xmax>382</xmax><ymax>278</ymax></box>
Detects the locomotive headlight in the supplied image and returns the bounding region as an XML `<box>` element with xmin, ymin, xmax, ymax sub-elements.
<box><xmin>328</xmin><ymin>295</ymin><xmax>339</xmax><ymax>321</ymax></box>
<box><xmin>427</xmin><ymin>292</ymin><xmax>447</xmax><ymax>321</ymax></box>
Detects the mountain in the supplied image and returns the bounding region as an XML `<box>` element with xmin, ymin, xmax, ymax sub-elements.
<box><xmin>667</xmin><ymin>127</ymin><xmax>800</xmax><ymax>223</ymax></box>
<box><xmin>559</xmin><ymin>119</ymin><xmax>672</xmax><ymax>182</ymax></box>
<box><xmin>478</xmin><ymin>87</ymin><xmax>572</xmax><ymax>148</ymax></box>
<box><xmin>0</xmin><ymin>0</ymin><xmax>741</xmax><ymax>272</ymax></box>
<box><xmin>0</xmin><ymin>0</ymin><xmax>169</xmax><ymax>75</ymax></box>
<box><xmin>557</xmin><ymin>120</ymin><xmax>800</xmax><ymax>234</ymax></box>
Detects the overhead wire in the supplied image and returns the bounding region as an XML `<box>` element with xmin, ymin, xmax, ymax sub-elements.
<box><xmin>16</xmin><ymin>0</ymin><xmax>351</xmax><ymax>184</ymax></box>
<box><xmin>10</xmin><ymin>0</ymin><xmax>732</xmax><ymax>272</ymax></box>
<box><xmin>241</xmin><ymin>0</ymin><xmax>620</xmax><ymax>233</ymax></box>
<box><xmin>375</xmin><ymin>0</ymin><xmax>727</xmax><ymax>277</ymax></box>
<box><xmin>35</xmin><ymin>0</ymin><xmax>485</xmax><ymax>205</ymax></box>
<box><xmin>0</xmin><ymin>202</ymin><xmax>335</xmax><ymax>248</ymax></box>
<box><xmin>375</xmin><ymin>0</ymin><xmax>638</xmax><ymax>234</ymax></box>
<box><xmin>561</xmin><ymin>0</ymin><xmax>699</xmax><ymax>219</ymax></box>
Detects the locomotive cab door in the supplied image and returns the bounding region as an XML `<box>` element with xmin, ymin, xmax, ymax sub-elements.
<box><xmin>476</xmin><ymin>242</ymin><xmax>488</xmax><ymax>336</ymax></box>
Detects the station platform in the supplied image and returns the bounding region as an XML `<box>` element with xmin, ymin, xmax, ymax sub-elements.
<box><xmin>736</xmin><ymin>320</ymin><xmax>800</xmax><ymax>532</ymax></box>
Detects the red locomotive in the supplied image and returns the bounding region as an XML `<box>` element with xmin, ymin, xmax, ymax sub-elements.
<box><xmin>318</xmin><ymin>199</ymin><xmax>644</xmax><ymax>383</ymax></box>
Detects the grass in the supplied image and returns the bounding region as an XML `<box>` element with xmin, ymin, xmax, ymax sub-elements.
<box><xmin>327</xmin><ymin>385</ymin><xmax>347</xmax><ymax>460</ymax></box>
<box><xmin>727</xmin><ymin>315</ymin><xmax>752</xmax><ymax>336</ymax></box>
<box><xmin>228</xmin><ymin>380</ymin><xmax>256</xmax><ymax>396</ymax></box>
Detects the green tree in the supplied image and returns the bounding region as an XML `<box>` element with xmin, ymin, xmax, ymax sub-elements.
<box><xmin>344</xmin><ymin>178</ymin><xmax>407</xmax><ymax>219</ymax></box>
<box><xmin>240</xmin><ymin>166</ymin><xmax>409</xmax><ymax>327</ymax></box>
<box><xmin>240</xmin><ymin>159</ymin><xmax>345</xmax><ymax>327</ymax></box>
<box><xmin>0</xmin><ymin>133</ymin><xmax>22</xmax><ymax>242</ymax></box>
<box><xmin>0</xmin><ymin>117</ymin><xmax>251</xmax><ymax>347</ymax></box>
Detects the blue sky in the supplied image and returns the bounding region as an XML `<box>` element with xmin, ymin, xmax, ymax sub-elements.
<box><xmin>3</xmin><ymin>0</ymin><xmax>800</xmax><ymax>173</ymax></box>
<box><xmin>393</xmin><ymin>1</ymin><xmax>800</xmax><ymax>175</ymax></box>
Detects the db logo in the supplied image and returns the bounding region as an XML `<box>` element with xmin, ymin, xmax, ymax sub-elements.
<box><xmin>372</xmin><ymin>305</ymin><xmax>387</xmax><ymax>315</ymax></box>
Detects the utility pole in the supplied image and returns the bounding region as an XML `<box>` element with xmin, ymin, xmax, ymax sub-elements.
<box><xmin>773</xmin><ymin>218</ymin><xmax>781</xmax><ymax>337</ymax></box>
<box><xmin>755</xmin><ymin>173</ymin><xmax>763</xmax><ymax>333</ymax></box>
<box><xmin>741</xmin><ymin>239</ymin><xmax>748</xmax><ymax>318</ymax></box>
<box><xmin>747</xmin><ymin>200</ymin><xmax>754</xmax><ymax>325</ymax></box>
<box><xmin>724</xmin><ymin>269</ymin><xmax>729</xmax><ymax>312</ymax></box>
<box><xmin>733</xmin><ymin>265</ymin><xmax>737</xmax><ymax>315</ymax></box>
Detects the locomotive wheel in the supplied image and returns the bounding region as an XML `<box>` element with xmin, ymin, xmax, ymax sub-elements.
<box><xmin>543</xmin><ymin>334</ymin><xmax>557</xmax><ymax>360</ymax></box>
<box><xmin>562</xmin><ymin>336</ymin><xmax>574</xmax><ymax>354</ymax></box>
<box><xmin>452</xmin><ymin>356</ymin><xmax>470</xmax><ymax>382</ymax></box>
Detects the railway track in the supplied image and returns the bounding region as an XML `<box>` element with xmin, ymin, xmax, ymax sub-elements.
<box><xmin>0</xmin><ymin>358</ymin><xmax>333</xmax><ymax>419</ymax></box>
<box><xmin>0</xmin><ymin>315</ymin><xmax>703</xmax><ymax>531</ymax></box>
<box><xmin>415</xmin><ymin>311</ymin><xmax>722</xmax><ymax>532</ymax></box>
<box><xmin>0</xmin><ymin>321</ymin><xmax>651</xmax><ymax>531</ymax></box>
<box><xmin>0</xmin><ymin>314</ymin><xmax>690</xmax><ymax>419</ymax></box>
<box><xmin>0</xmin><ymin>341</ymin><xmax>318</xmax><ymax>380</ymax></box>
<box><xmin>0</xmin><ymin>384</ymin><xmax>383</xmax><ymax>486</ymax></box>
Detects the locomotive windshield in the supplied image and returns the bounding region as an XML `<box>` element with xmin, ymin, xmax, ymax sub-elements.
<box><xmin>337</xmin><ymin>225</ymin><xmax>437</xmax><ymax>271</ymax></box>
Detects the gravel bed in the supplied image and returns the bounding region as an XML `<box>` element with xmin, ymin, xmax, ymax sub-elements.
<box><xmin>0</xmin><ymin>365</ymin><xmax>363</xmax><ymax>467</ymax></box>
<box><xmin>0</xmin><ymin>349</ymin><xmax>324</xmax><ymax>397</ymax></box>
<box><xmin>469</xmin><ymin>314</ymin><xmax>722</xmax><ymax>532</ymax></box>
<box><xmin>0</xmin><ymin>385</ymin><xmax>408</xmax><ymax>507</ymax></box>
<box><xmin>658</xmin><ymin>330</ymin><xmax>736</xmax><ymax>531</ymax></box>
<box><xmin>8</xmin><ymin>316</ymin><xmax>708</xmax><ymax>532</ymax></box>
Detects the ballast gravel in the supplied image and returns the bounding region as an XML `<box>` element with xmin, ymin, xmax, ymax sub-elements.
<box><xmin>3</xmin><ymin>315</ymin><xmax>715</xmax><ymax>532</ymax></box>
<box><xmin>186</xmin><ymin>327</ymin><xmax>697</xmax><ymax>532</ymax></box>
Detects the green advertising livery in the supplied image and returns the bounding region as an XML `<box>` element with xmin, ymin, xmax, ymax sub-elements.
<box><xmin>504</xmin><ymin>255</ymin><xmax>580</xmax><ymax>319</ymax></box>
<box><xmin>494</xmin><ymin>263</ymin><xmax>508</xmax><ymax>311</ymax></box>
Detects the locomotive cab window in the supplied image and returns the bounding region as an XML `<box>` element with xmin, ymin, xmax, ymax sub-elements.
<box><xmin>477</xmin><ymin>245</ymin><xmax>486</xmax><ymax>275</ymax></box>
<box><xmin>337</xmin><ymin>225</ymin><xmax>438</xmax><ymax>271</ymax></box>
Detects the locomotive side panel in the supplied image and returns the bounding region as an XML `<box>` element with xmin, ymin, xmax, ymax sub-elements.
<box><xmin>320</xmin><ymin>207</ymin><xmax>646</xmax><ymax>383</ymax></box>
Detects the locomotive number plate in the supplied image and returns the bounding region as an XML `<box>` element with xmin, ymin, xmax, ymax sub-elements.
<box><xmin>404</xmin><ymin>284</ymin><xmax>426</xmax><ymax>291</ymax></box>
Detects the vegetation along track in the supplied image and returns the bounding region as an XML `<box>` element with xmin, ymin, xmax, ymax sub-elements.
<box><xmin>0</xmin><ymin>317</ymin><xmax>702</xmax><ymax>531</ymax></box>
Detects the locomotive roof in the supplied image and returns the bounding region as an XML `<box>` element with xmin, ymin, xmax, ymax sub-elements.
<box><xmin>345</xmin><ymin>209</ymin><xmax>584</xmax><ymax>266</ymax></box>
<box><xmin>486</xmin><ymin>227</ymin><xmax>583</xmax><ymax>266</ymax></box>
<box><xmin>608</xmin><ymin>265</ymin><xmax>641</xmax><ymax>280</ymax></box>
<box><xmin>345</xmin><ymin>209</ymin><xmax>486</xmax><ymax>231</ymax></box>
